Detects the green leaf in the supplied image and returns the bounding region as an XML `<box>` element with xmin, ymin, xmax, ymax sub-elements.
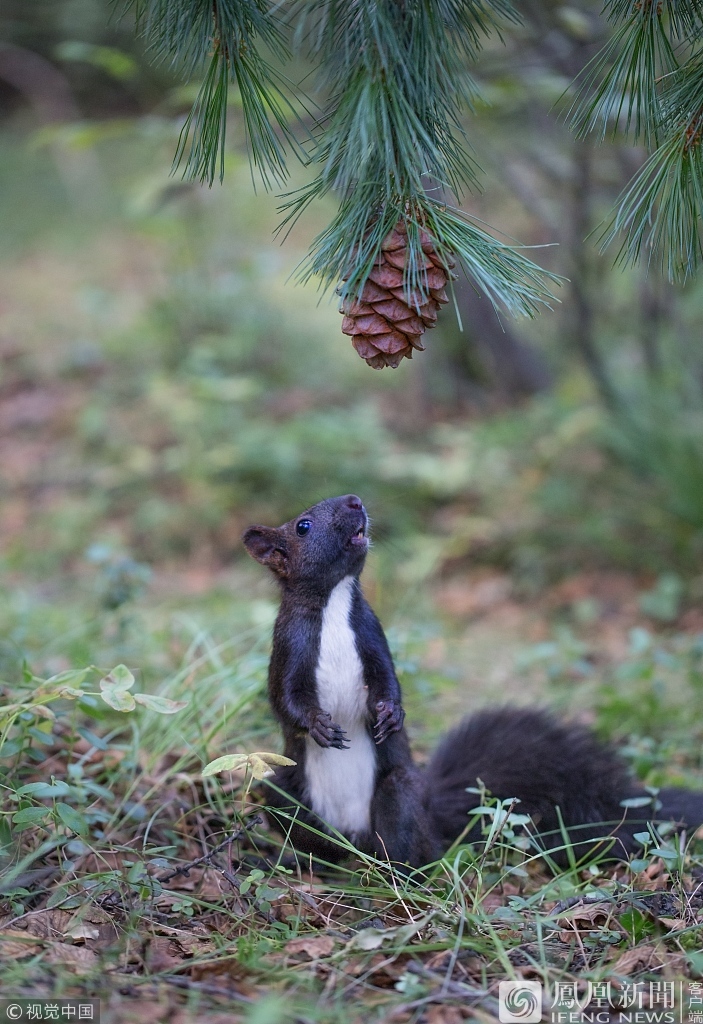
<box><xmin>46</xmin><ymin>886</ymin><xmax>83</xmax><ymax>909</ymax></box>
<box><xmin>100</xmin><ymin>687</ymin><xmax>136</xmax><ymax>712</ymax></box>
<box><xmin>133</xmin><ymin>693</ymin><xmax>189</xmax><ymax>714</ymax></box>
<box><xmin>0</xmin><ymin>819</ymin><xmax>13</xmax><ymax>849</ymax></box>
<box><xmin>620</xmin><ymin>907</ymin><xmax>653</xmax><ymax>942</ymax></box>
<box><xmin>12</xmin><ymin>806</ymin><xmax>51</xmax><ymax>825</ymax></box>
<box><xmin>47</xmin><ymin>668</ymin><xmax>89</xmax><ymax>690</ymax></box>
<box><xmin>100</xmin><ymin>665</ymin><xmax>135</xmax><ymax>691</ymax></box>
<box><xmin>18</xmin><ymin>781</ymin><xmax>71</xmax><ymax>798</ymax></box>
<box><xmin>687</xmin><ymin>951</ymin><xmax>703</xmax><ymax>975</ymax></box>
<box><xmin>56</xmin><ymin>803</ymin><xmax>88</xmax><ymax>835</ymax></box>
<box><xmin>252</xmin><ymin>752</ymin><xmax>297</xmax><ymax>768</ymax></box>
<box><xmin>349</xmin><ymin>928</ymin><xmax>388</xmax><ymax>951</ymax></box>
<box><xmin>202</xmin><ymin>754</ymin><xmax>250</xmax><ymax>777</ymax></box>
<box><xmin>202</xmin><ymin>751</ymin><xmax>295</xmax><ymax>779</ymax></box>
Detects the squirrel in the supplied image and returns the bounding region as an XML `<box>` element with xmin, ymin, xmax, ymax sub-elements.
<box><xmin>243</xmin><ymin>494</ymin><xmax>703</xmax><ymax>869</ymax></box>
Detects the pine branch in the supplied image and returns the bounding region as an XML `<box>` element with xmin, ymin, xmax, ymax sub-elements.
<box><xmin>568</xmin><ymin>8</ymin><xmax>677</xmax><ymax>143</ymax></box>
<box><xmin>568</xmin><ymin>0</ymin><xmax>703</xmax><ymax>281</ymax></box>
<box><xmin>130</xmin><ymin>0</ymin><xmax>560</xmax><ymax>355</ymax></box>
<box><xmin>131</xmin><ymin>0</ymin><xmax>303</xmax><ymax>186</ymax></box>
<box><xmin>283</xmin><ymin>0</ymin><xmax>558</xmax><ymax>319</ymax></box>
<box><xmin>600</xmin><ymin>54</ymin><xmax>703</xmax><ymax>279</ymax></box>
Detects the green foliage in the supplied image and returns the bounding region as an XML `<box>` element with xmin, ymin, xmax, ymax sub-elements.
<box><xmin>283</xmin><ymin>0</ymin><xmax>557</xmax><ymax>316</ymax></box>
<box><xmin>131</xmin><ymin>0</ymin><xmax>301</xmax><ymax>186</ymax></box>
<box><xmin>131</xmin><ymin>0</ymin><xmax>559</xmax><ymax>322</ymax></box>
<box><xmin>571</xmin><ymin>0</ymin><xmax>703</xmax><ymax>280</ymax></box>
<box><xmin>606</xmin><ymin>382</ymin><xmax>703</xmax><ymax>533</ymax></box>
<box><xmin>527</xmin><ymin>624</ymin><xmax>703</xmax><ymax>775</ymax></box>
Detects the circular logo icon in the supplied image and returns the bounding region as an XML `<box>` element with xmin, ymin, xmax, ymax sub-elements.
<box><xmin>499</xmin><ymin>981</ymin><xmax>543</xmax><ymax>1023</ymax></box>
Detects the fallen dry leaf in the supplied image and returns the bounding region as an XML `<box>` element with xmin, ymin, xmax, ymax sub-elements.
<box><xmin>146</xmin><ymin>936</ymin><xmax>186</xmax><ymax>973</ymax></box>
<box><xmin>635</xmin><ymin>859</ymin><xmax>670</xmax><ymax>891</ymax></box>
<box><xmin>658</xmin><ymin>917</ymin><xmax>688</xmax><ymax>931</ymax></box>
<box><xmin>44</xmin><ymin>941</ymin><xmax>100</xmax><ymax>973</ymax></box>
<box><xmin>557</xmin><ymin>901</ymin><xmax>624</xmax><ymax>942</ymax></box>
<box><xmin>611</xmin><ymin>943</ymin><xmax>686</xmax><ymax>976</ymax></box>
<box><xmin>65</xmin><ymin>922</ymin><xmax>100</xmax><ymax>942</ymax></box>
<box><xmin>285</xmin><ymin>935</ymin><xmax>335</xmax><ymax>959</ymax></box>
<box><xmin>0</xmin><ymin>930</ymin><xmax>44</xmax><ymax>958</ymax></box>
<box><xmin>23</xmin><ymin>909</ymin><xmax>73</xmax><ymax>939</ymax></box>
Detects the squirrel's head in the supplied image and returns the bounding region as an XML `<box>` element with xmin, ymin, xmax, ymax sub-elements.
<box><xmin>243</xmin><ymin>494</ymin><xmax>369</xmax><ymax>589</ymax></box>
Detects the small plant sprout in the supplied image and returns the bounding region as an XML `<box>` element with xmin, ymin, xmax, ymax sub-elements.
<box><xmin>202</xmin><ymin>751</ymin><xmax>296</xmax><ymax>799</ymax></box>
<box><xmin>0</xmin><ymin>664</ymin><xmax>188</xmax><ymax>748</ymax></box>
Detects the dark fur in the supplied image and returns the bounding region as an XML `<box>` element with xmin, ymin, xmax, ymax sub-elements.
<box><xmin>245</xmin><ymin>495</ymin><xmax>703</xmax><ymax>868</ymax></box>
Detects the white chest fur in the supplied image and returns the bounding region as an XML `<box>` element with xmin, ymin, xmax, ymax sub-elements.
<box><xmin>304</xmin><ymin>576</ymin><xmax>377</xmax><ymax>839</ymax></box>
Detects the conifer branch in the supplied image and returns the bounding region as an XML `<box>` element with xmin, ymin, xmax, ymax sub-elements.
<box><xmin>284</xmin><ymin>0</ymin><xmax>558</xmax><ymax>318</ymax></box>
<box><xmin>569</xmin><ymin>0</ymin><xmax>703</xmax><ymax>281</ymax></box>
<box><xmin>131</xmin><ymin>0</ymin><xmax>303</xmax><ymax>186</ymax></box>
<box><xmin>130</xmin><ymin>0</ymin><xmax>561</xmax><ymax>358</ymax></box>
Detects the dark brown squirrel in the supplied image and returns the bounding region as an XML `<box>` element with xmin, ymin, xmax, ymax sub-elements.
<box><xmin>243</xmin><ymin>494</ymin><xmax>703</xmax><ymax>868</ymax></box>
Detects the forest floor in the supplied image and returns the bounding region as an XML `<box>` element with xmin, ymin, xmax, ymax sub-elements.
<box><xmin>3</xmin><ymin>553</ymin><xmax>703</xmax><ymax>1024</ymax></box>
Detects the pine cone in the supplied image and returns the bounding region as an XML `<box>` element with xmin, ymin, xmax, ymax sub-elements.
<box><xmin>340</xmin><ymin>221</ymin><xmax>456</xmax><ymax>368</ymax></box>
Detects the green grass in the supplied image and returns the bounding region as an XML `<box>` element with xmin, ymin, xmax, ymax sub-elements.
<box><xmin>2</xmin><ymin>585</ymin><xmax>703</xmax><ymax>1022</ymax></box>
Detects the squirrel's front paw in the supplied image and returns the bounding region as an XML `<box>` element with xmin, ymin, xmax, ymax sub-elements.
<box><xmin>309</xmin><ymin>711</ymin><xmax>349</xmax><ymax>750</ymax></box>
<box><xmin>374</xmin><ymin>700</ymin><xmax>405</xmax><ymax>744</ymax></box>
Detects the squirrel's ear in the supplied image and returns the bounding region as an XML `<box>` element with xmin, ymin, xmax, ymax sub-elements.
<box><xmin>242</xmin><ymin>526</ymin><xmax>289</xmax><ymax>578</ymax></box>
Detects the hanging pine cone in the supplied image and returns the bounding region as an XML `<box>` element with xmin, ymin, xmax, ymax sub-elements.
<box><xmin>340</xmin><ymin>221</ymin><xmax>456</xmax><ymax>369</ymax></box>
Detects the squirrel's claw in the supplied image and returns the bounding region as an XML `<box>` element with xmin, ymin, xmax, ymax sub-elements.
<box><xmin>374</xmin><ymin>699</ymin><xmax>405</xmax><ymax>744</ymax></box>
<box><xmin>309</xmin><ymin>711</ymin><xmax>349</xmax><ymax>749</ymax></box>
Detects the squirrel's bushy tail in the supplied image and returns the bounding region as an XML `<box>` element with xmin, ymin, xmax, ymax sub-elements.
<box><xmin>422</xmin><ymin>707</ymin><xmax>703</xmax><ymax>863</ymax></box>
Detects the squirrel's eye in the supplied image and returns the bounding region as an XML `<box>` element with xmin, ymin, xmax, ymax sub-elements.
<box><xmin>296</xmin><ymin>519</ymin><xmax>312</xmax><ymax>537</ymax></box>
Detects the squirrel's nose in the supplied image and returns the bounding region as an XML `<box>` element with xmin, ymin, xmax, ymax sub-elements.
<box><xmin>344</xmin><ymin>494</ymin><xmax>363</xmax><ymax>511</ymax></box>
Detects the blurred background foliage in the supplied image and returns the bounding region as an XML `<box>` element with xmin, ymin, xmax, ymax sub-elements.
<box><xmin>2</xmin><ymin>0</ymin><xmax>703</xmax><ymax>727</ymax></box>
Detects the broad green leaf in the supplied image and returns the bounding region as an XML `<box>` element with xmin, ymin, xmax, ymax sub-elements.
<box><xmin>18</xmin><ymin>781</ymin><xmax>71</xmax><ymax>798</ymax></box>
<box><xmin>12</xmin><ymin>806</ymin><xmax>51</xmax><ymax>825</ymax></box>
<box><xmin>100</xmin><ymin>687</ymin><xmax>136</xmax><ymax>712</ymax></box>
<box><xmin>47</xmin><ymin>669</ymin><xmax>88</xmax><ymax>689</ymax></box>
<box><xmin>0</xmin><ymin>739</ymin><xmax>22</xmax><ymax>757</ymax></box>
<box><xmin>46</xmin><ymin>886</ymin><xmax>83</xmax><ymax>910</ymax></box>
<box><xmin>100</xmin><ymin>665</ymin><xmax>134</xmax><ymax>692</ymax></box>
<box><xmin>202</xmin><ymin>754</ymin><xmax>250</xmax><ymax>777</ymax></box>
<box><xmin>56</xmin><ymin>803</ymin><xmax>88</xmax><ymax>835</ymax></box>
<box><xmin>133</xmin><ymin>693</ymin><xmax>188</xmax><ymax>714</ymax></box>
<box><xmin>349</xmin><ymin>927</ymin><xmax>387</xmax><ymax>951</ymax></box>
